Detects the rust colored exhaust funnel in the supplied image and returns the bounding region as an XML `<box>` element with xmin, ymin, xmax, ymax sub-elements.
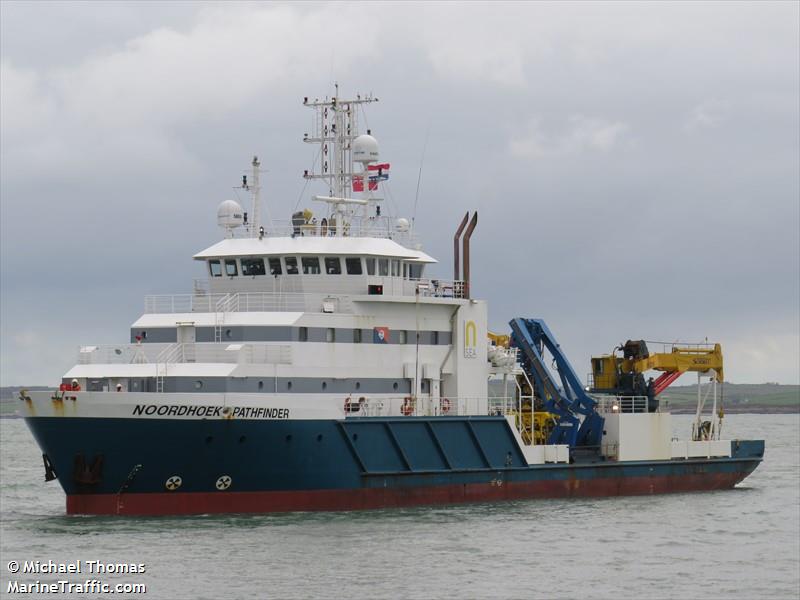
<box><xmin>462</xmin><ymin>212</ymin><xmax>478</xmax><ymax>299</ymax></box>
<box><xmin>453</xmin><ymin>212</ymin><xmax>469</xmax><ymax>281</ymax></box>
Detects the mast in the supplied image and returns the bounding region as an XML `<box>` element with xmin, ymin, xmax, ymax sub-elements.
<box><xmin>302</xmin><ymin>86</ymin><xmax>378</xmax><ymax>231</ymax></box>
<box><xmin>250</xmin><ymin>156</ymin><xmax>261</xmax><ymax>238</ymax></box>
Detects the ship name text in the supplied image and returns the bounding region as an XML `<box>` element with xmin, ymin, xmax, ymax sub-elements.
<box><xmin>132</xmin><ymin>404</ymin><xmax>290</xmax><ymax>419</ymax></box>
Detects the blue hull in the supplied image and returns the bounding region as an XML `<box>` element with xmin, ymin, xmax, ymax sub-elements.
<box><xmin>24</xmin><ymin>416</ymin><xmax>764</xmax><ymax>515</ymax></box>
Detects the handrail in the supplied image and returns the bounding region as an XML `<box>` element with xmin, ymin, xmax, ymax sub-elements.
<box><xmin>144</xmin><ymin>282</ymin><xmax>465</xmax><ymax>314</ymax></box>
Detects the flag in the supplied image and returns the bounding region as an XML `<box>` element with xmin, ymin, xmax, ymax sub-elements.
<box><xmin>352</xmin><ymin>163</ymin><xmax>390</xmax><ymax>192</ymax></box>
<box><xmin>368</xmin><ymin>162</ymin><xmax>390</xmax><ymax>182</ymax></box>
<box><xmin>352</xmin><ymin>176</ymin><xmax>378</xmax><ymax>192</ymax></box>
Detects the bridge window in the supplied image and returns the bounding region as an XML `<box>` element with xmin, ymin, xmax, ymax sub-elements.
<box><xmin>432</xmin><ymin>331</ymin><xmax>440</xmax><ymax>345</ymax></box>
<box><xmin>345</xmin><ymin>257</ymin><xmax>362</xmax><ymax>275</ymax></box>
<box><xmin>209</xmin><ymin>260</ymin><xmax>222</xmax><ymax>277</ymax></box>
<box><xmin>326</xmin><ymin>328</ymin><xmax>335</xmax><ymax>342</ymax></box>
<box><xmin>298</xmin><ymin>327</ymin><xmax>308</xmax><ymax>342</ymax></box>
<box><xmin>285</xmin><ymin>257</ymin><xmax>299</xmax><ymax>275</ymax></box>
<box><xmin>241</xmin><ymin>258</ymin><xmax>265</xmax><ymax>276</ymax></box>
<box><xmin>378</xmin><ymin>259</ymin><xmax>389</xmax><ymax>276</ymax></box>
<box><xmin>302</xmin><ymin>257</ymin><xmax>321</xmax><ymax>274</ymax></box>
<box><xmin>391</xmin><ymin>260</ymin><xmax>400</xmax><ymax>276</ymax></box>
<box><xmin>225</xmin><ymin>259</ymin><xmax>238</xmax><ymax>276</ymax></box>
<box><xmin>399</xmin><ymin>330</ymin><xmax>407</xmax><ymax>344</ymax></box>
<box><xmin>402</xmin><ymin>263</ymin><xmax>408</xmax><ymax>278</ymax></box>
<box><xmin>409</xmin><ymin>263</ymin><xmax>424</xmax><ymax>279</ymax></box>
<box><xmin>268</xmin><ymin>258</ymin><xmax>282</xmax><ymax>275</ymax></box>
<box><xmin>325</xmin><ymin>257</ymin><xmax>341</xmax><ymax>275</ymax></box>
<box><xmin>366</xmin><ymin>258</ymin><xmax>376</xmax><ymax>275</ymax></box>
<box><xmin>353</xmin><ymin>329</ymin><xmax>362</xmax><ymax>343</ymax></box>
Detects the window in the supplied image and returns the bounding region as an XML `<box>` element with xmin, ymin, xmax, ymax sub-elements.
<box><xmin>268</xmin><ymin>258</ymin><xmax>282</xmax><ymax>275</ymax></box>
<box><xmin>285</xmin><ymin>257</ymin><xmax>299</xmax><ymax>275</ymax></box>
<box><xmin>326</xmin><ymin>328</ymin><xmax>335</xmax><ymax>342</ymax></box>
<box><xmin>302</xmin><ymin>257</ymin><xmax>321</xmax><ymax>274</ymax></box>
<box><xmin>378</xmin><ymin>259</ymin><xmax>389</xmax><ymax>276</ymax></box>
<box><xmin>345</xmin><ymin>257</ymin><xmax>363</xmax><ymax>275</ymax></box>
<box><xmin>366</xmin><ymin>258</ymin><xmax>376</xmax><ymax>275</ymax></box>
<box><xmin>298</xmin><ymin>327</ymin><xmax>308</xmax><ymax>342</ymax></box>
<box><xmin>194</xmin><ymin>380</ymin><xmax>203</xmax><ymax>390</ymax></box>
<box><xmin>402</xmin><ymin>263</ymin><xmax>408</xmax><ymax>278</ymax></box>
<box><xmin>325</xmin><ymin>257</ymin><xmax>341</xmax><ymax>275</ymax></box>
<box><xmin>391</xmin><ymin>260</ymin><xmax>400</xmax><ymax>276</ymax></box>
<box><xmin>409</xmin><ymin>263</ymin><xmax>424</xmax><ymax>279</ymax></box>
<box><xmin>225</xmin><ymin>259</ymin><xmax>238</xmax><ymax>276</ymax></box>
<box><xmin>432</xmin><ymin>331</ymin><xmax>440</xmax><ymax>345</ymax></box>
<box><xmin>241</xmin><ymin>258</ymin><xmax>265</xmax><ymax>276</ymax></box>
<box><xmin>399</xmin><ymin>330</ymin><xmax>407</xmax><ymax>344</ymax></box>
<box><xmin>209</xmin><ymin>260</ymin><xmax>222</xmax><ymax>277</ymax></box>
<box><xmin>353</xmin><ymin>329</ymin><xmax>362</xmax><ymax>343</ymax></box>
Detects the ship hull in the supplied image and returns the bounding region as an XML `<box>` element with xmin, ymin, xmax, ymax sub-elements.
<box><xmin>24</xmin><ymin>415</ymin><xmax>764</xmax><ymax>516</ymax></box>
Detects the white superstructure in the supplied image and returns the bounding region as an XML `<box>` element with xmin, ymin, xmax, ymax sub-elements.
<box><xmin>64</xmin><ymin>89</ymin><xmax>492</xmax><ymax>419</ymax></box>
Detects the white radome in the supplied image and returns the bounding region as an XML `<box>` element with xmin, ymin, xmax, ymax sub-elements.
<box><xmin>352</xmin><ymin>134</ymin><xmax>379</xmax><ymax>164</ymax></box>
<box><xmin>395</xmin><ymin>217</ymin><xmax>410</xmax><ymax>232</ymax></box>
<box><xmin>217</xmin><ymin>199</ymin><xmax>244</xmax><ymax>230</ymax></box>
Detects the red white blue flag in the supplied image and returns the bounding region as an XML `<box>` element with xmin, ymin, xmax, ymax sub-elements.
<box><xmin>353</xmin><ymin>163</ymin><xmax>390</xmax><ymax>192</ymax></box>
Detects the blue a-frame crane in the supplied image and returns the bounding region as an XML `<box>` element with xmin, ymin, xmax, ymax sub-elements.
<box><xmin>509</xmin><ymin>318</ymin><xmax>604</xmax><ymax>448</ymax></box>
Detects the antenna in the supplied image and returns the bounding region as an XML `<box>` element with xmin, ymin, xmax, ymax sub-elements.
<box><xmin>412</xmin><ymin>124</ymin><xmax>431</xmax><ymax>225</ymax></box>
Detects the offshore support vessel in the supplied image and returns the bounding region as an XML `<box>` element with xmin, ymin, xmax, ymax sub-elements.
<box><xmin>19</xmin><ymin>91</ymin><xmax>764</xmax><ymax>515</ymax></box>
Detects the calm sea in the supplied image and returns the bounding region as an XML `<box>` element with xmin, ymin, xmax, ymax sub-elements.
<box><xmin>1</xmin><ymin>414</ymin><xmax>798</xmax><ymax>600</ymax></box>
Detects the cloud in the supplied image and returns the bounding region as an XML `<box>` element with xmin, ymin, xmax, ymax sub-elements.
<box><xmin>509</xmin><ymin>115</ymin><xmax>631</xmax><ymax>159</ymax></box>
<box><xmin>1</xmin><ymin>3</ymin><xmax>381</xmax><ymax>179</ymax></box>
<box><xmin>684</xmin><ymin>99</ymin><xmax>731</xmax><ymax>132</ymax></box>
<box><xmin>1</xmin><ymin>1</ymin><xmax>798</xmax><ymax>386</ymax></box>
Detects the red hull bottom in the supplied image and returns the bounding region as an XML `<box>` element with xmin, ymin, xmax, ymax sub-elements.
<box><xmin>66</xmin><ymin>471</ymin><xmax>750</xmax><ymax>516</ymax></box>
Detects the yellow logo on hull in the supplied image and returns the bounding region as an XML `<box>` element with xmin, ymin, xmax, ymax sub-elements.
<box><xmin>464</xmin><ymin>320</ymin><xmax>477</xmax><ymax>358</ymax></box>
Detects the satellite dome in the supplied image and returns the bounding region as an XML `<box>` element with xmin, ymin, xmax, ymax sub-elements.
<box><xmin>352</xmin><ymin>134</ymin><xmax>379</xmax><ymax>164</ymax></box>
<box><xmin>395</xmin><ymin>217</ymin><xmax>410</xmax><ymax>232</ymax></box>
<box><xmin>217</xmin><ymin>200</ymin><xmax>244</xmax><ymax>232</ymax></box>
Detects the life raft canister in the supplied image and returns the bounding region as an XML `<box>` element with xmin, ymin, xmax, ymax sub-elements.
<box><xmin>440</xmin><ymin>398</ymin><xmax>452</xmax><ymax>414</ymax></box>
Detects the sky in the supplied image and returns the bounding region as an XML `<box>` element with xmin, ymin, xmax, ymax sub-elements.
<box><xmin>1</xmin><ymin>1</ymin><xmax>798</xmax><ymax>386</ymax></box>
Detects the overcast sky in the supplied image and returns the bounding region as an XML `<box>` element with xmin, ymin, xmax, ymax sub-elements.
<box><xmin>1</xmin><ymin>1</ymin><xmax>798</xmax><ymax>386</ymax></box>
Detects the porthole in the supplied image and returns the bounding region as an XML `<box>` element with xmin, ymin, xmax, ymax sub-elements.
<box><xmin>205</xmin><ymin>436</ymin><xmax>213</xmax><ymax>444</ymax></box>
<box><xmin>239</xmin><ymin>435</ymin><xmax>247</xmax><ymax>444</ymax></box>
<box><xmin>194</xmin><ymin>380</ymin><xmax>203</xmax><ymax>390</ymax></box>
<box><xmin>393</xmin><ymin>382</ymin><xmax>399</xmax><ymax>391</ymax></box>
<box><xmin>316</xmin><ymin>434</ymin><xmax>323</xmax><ymax>442</ymax></box>
<box><xmin>285</xmin><ymin>434</ymin><xmax>293</xmax><ymax>442</ymax></box>
<box><xmin>352</xmin><ymin>433</ymin><xmax>359</xmax><ymax>441</ymax></box>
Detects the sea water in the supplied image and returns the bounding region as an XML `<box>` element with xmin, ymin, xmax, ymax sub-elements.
<box><xmin>1</xmin><ymin>414</ymin><xmax>798</xmax><ymax>599</ymax></box>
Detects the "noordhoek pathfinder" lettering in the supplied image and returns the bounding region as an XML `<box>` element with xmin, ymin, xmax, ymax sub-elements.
<box><xmin>132</xmin><ymin>404</ymin><xmax>290</xmax><ymax>419</ymax></box>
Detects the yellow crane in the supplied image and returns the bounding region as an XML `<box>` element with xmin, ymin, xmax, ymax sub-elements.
<box><xmin>591</xmin><ymin>340</ymin><xmax>724</xmax><ymax>397</ymax></box>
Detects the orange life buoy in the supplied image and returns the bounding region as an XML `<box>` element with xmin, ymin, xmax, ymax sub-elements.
<box><xmin>401</xmin><ymin>398</ymin><xmax>414</xmax><ymax>416</ymax></box>
<box><xmin>440</xmin><ymin>398</ymin><xmax>451</xmax><ymax>414</ymax></box>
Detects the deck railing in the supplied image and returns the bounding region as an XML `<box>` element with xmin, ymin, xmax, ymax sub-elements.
<box><xmin>144</xmin><ymin>280</ymin><xmax>464</xmax><ymax>314</ymax></box>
